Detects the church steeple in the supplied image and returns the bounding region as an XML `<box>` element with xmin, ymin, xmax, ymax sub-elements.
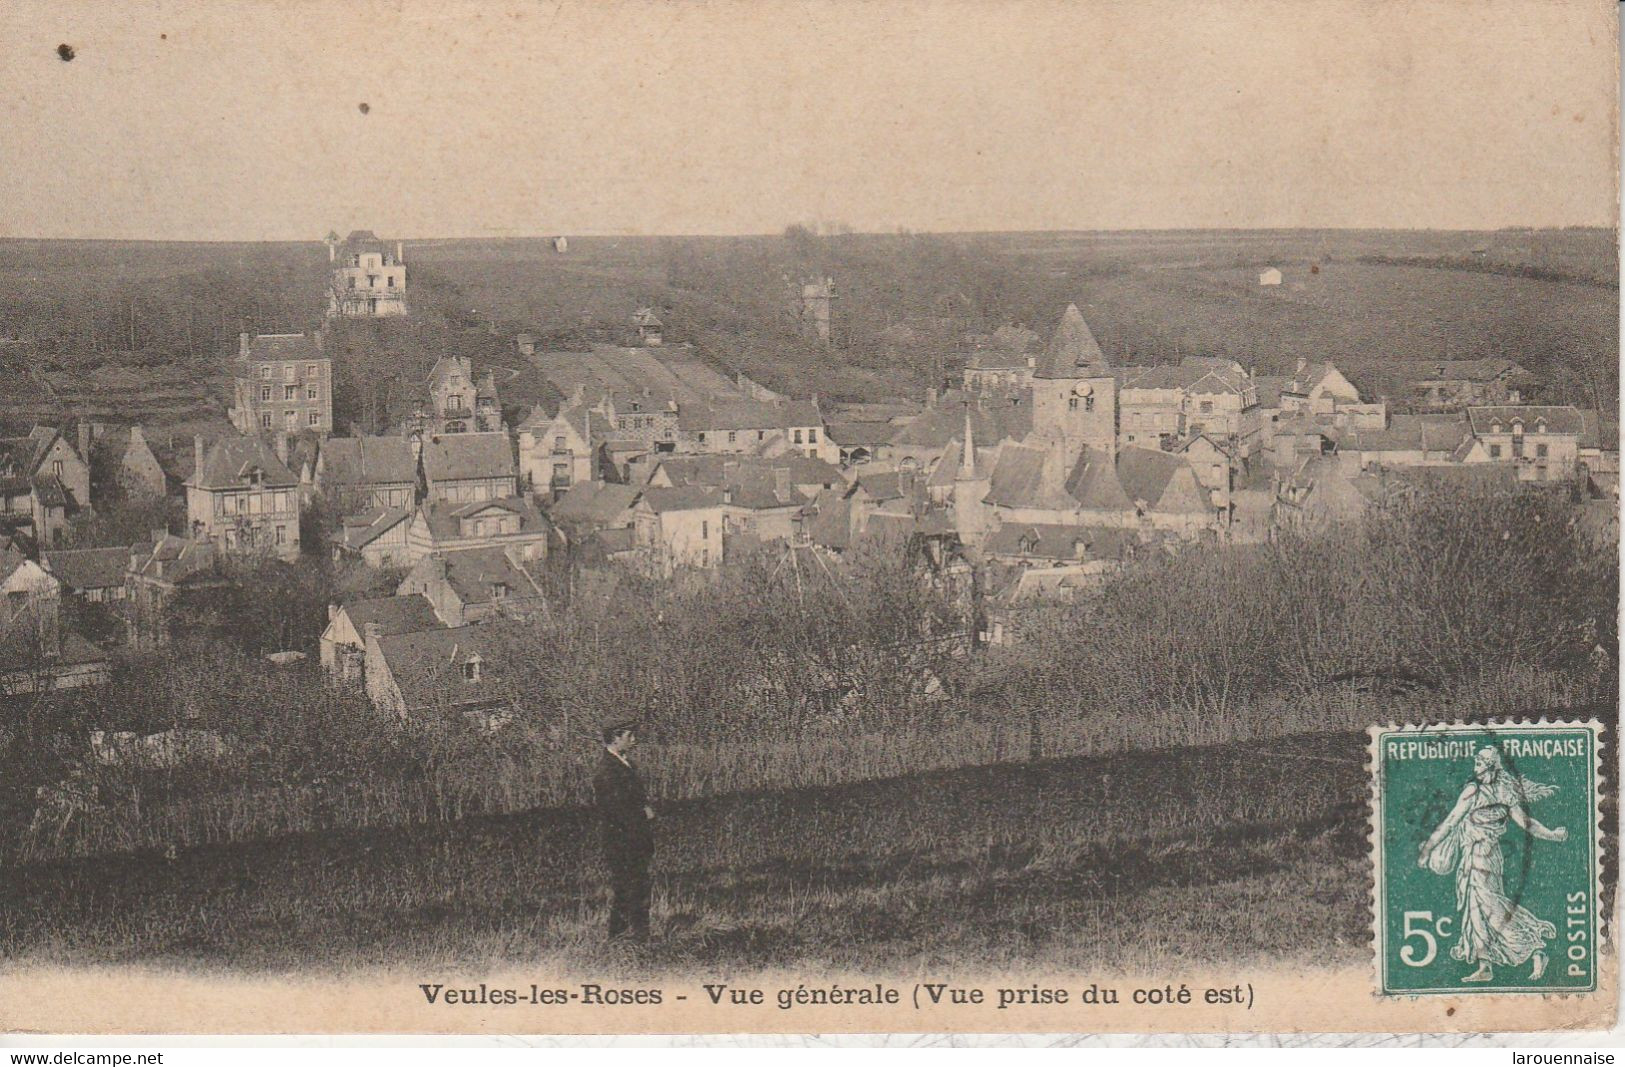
<box><xmin>958</xmin><ymin>398</ymin><xmax>977</xmax><ymax>480</ymax></box>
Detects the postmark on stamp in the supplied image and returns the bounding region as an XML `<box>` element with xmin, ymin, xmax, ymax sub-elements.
<box><xmin>1370</xmin><ymin>720</ymin><xmax>1605</xmax><ymax>996</ymax></box>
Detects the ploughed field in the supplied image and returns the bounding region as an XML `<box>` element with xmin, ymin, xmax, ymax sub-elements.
<box><xmin>2</xmin><ymin>732</ymin><xmax>1372</xmax><ymax>974</ymax></box>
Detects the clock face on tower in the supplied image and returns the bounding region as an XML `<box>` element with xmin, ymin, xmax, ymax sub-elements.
<box><xmin>1072</xmin><ymin>382</ymin><xmax>1093</xmax><ymax>397</ymax></box>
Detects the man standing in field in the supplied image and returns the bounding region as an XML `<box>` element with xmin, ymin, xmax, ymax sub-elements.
<box><xmin>594</xmin><ymin>719</ymin><xmax>656</xmax><ymax>943</ymax></box>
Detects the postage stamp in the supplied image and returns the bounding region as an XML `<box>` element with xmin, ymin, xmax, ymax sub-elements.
<box><xmin>1370</xmin><ymin>720</ymin><xmax>1605</xmax><ymax>996</ymax></box>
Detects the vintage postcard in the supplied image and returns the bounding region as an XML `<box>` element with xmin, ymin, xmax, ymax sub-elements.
<box><xmin>0</xmin><ymin>0</ymin><xmax>1618</xmax><ymax>1041</ymax></box>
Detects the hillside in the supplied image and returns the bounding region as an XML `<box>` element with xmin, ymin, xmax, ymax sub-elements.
<box><xmin>0</xmin><ymin>228</ymin><xmax>1615</xmax><ymax>430</ymax></box>
<box><xmin>2</xmin><ymin>732</ymin><xmax>1374</xmax><ymax>973</ymax></box>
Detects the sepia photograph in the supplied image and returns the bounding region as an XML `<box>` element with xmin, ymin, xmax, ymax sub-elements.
<box><xmin>0</xmin><ymin>0</ymin><xmax>1618</xmax><ymax>1042</ymax></box>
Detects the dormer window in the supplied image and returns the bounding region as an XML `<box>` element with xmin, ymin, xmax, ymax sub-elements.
<box><xmin>1490</xmin><ymin>422</ymin><xmax>1502</xmax><ymax>434</ymax></box>
<box><xmin>461</xmin><ymin>655</ymin><xmax>482</xmax><ymax>682</ymax></box>
<box><xmin>490</xmin><ymin>582</ymin><xmax>508</xmax><ymax>600</ymax></box>
<box><xmin>1512</xmin><ymin>422</ymin><xmax>1524</xmax><ymax>436</ymax></box>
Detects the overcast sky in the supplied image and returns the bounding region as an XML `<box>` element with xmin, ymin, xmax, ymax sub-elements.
<box><xmin>0</xmin><ymin>0</ymin><xmax>1616</xmax><ymax>240</ymax></box>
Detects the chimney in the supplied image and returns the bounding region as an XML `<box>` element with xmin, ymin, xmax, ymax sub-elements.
<box><xmin>773</xmin><ymin>468</ymin><xmax>791</xmax><ymax>500</ymax></box>
<box><xmin>76</xmin><ymin>421</ymin><xmax>90</xmax><ymax>460</ymax></box>
<box><xmin>239</xmin><ymin>332</ymin><xmax>251</xmax><ymax>360</ymax></box>
<box><xmin>273</xmin><ymin>433</ymin><xmax>289</xmax><ymax>466</ymax></box>
<box><xmin>193</xmin><ymin>434</ymin><xmax>205</xmax><ymax>478</ymax></box>
<box><xmin>927</xmin><ymin>388</ymin><xmax>938</xmax><ymax>409</ymax></box>
<box><xmin>327</xmin><ymin>603</ymin><xmax>338</xmax><ymax>623</ymax></box>
<box><xmin>1294</xmin><ymin>357</ymin><xmax>1307</xmax><ymax>380</ymax></box>
<box><xmin>396</xmin><ymin>240</ymin><xmax>404</xmax><ymax>263</ymax></box>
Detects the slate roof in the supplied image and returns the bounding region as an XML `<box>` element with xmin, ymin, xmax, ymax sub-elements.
<box><xmin>322</xmin><ymin>436</ymin><xmax>417</xmax><ymax>486</ymax></box>
<box><xmin>1065</xmin><ymin>448</ymin><xmax>1135</xmax><ymax>512</ymax></box>
<box><xmin>549</xmin><ymin>482</ymin><xmax>640</xmax><ymax>528</ymax></box>
<box><xmin>852</xmin><ymin>469</ymin><xmax>917</xmax><ymax>504</ymax></box>
<box><xmin>1119</xmin><ymin>363</ymin><xmax>1250</xmax><ymax>395</ymax></box>
<box><xmin>417</xmin><ymin>496</ymin><xmax>549</xmax><ymax>541</ymax></box>
<box><xmin>640</xmin><ymin>486</ymin><xmax>725</xmax><ymax>514</ymax></box>
<box><xmin>339</xmin><ymin>506</ymin><xmax>412</xmax><ymax>550</ymax></box>
<box><xmin>984</xmin><ymin>443</ymin><xmax>1080</xmax><ymax>511</ymax></box>
<box><xmin>1253</xmin><ymin>375</ymin><xmax>1290</xmax><ymax>407</ymax></box>
<box><xmin>127</xmin><ymin>535</ymin><xmax>221</xmax><ymax>584</ymax></box>
<box><xmin>430</xmin><ymin>547</ymin><xmax>544</xmax><ymax>606</ymax></box>
<box><xmin>886</xmin><ymin>390</ymin><xmax>1031</xmax><ymax>449</ymax></box>
<box><xmin>824</xmin><ymin>420</ymin><xmax>897</xmax><ymax>448</ymax></box>
<box><xmin>43</xmin><ymin>547</ymin><xmax>131</xmax><ymax>591</ymax></box>
<box><xmin>341</xmin><ymin>594</ymin><xmax>444</xmax><ymax>638</ymax></box>
<box><xmin>676</xmin><ymin>398</ymin><xmax>822</xmax><ymax>432</ymax></box>
<box><xmin>1343</xmin><ymin>414</ymin><xmax>1472</xmax><ymax>453</ymax></box>
<box><xmin>593</xmin><ymin>528</ymin><xmax>636</xmax><ymax>555</ymax></box>
<box><xmin>1114</xmin><ymin>447</ymin><xmax>1184</xmax><ymax>507</ymax></box>
<box><xmin>420</xmin><ymin>432</ymin><xmax>515</xmax><ymax>484</ymax></box>
<box><xmin>374</xmin><ymin>626</ymin><xmax>504</xmax><ymax>713</ymax></box>
<box><xmin>1467</xmin><ymin>406</ymin><xmax>1589</xmax><ymax>436</ymax></box>
<box><xmin>0</xmin><ymin>427</ymin><xmax>59</xmax><ymax>482</ymax></box>
<box><xmin>1033</xmin><ymin>304</ymin><xmax>1110</xmax><ymax>379</ymax></box>
<box><xmin>984</xmin><ymin>523</ymin><xmax>1134</xmax><ymax>561</ymax></box>
<box><xmin>797</xmin><ymin>487</ymin><xmax>854</xmax><ymax>550</ymax></box>
<box><xmin>191</xmin><ymin>436</ymin><xmax>299</xmax><ymax>490</ymax></box>
<box><xmin>243</xmin><ymin>333</ymin><xmax>322</xmax><ymax>363</ymax></box>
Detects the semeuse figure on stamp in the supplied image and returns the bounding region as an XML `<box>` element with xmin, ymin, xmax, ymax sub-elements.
<box><xmin>1418</xmin><ymin>746</ymin><xmax>1567</xmax><ymax>983</ymax></box>
<box><xmin>594</xmin><ymin>719</ymin><xmax>656</xmax><ymax>943</ymax></box>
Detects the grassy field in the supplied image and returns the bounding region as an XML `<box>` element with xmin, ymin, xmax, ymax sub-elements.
<box><xmin>1</xmin><ymin>731</ymin><xmax>1374</xmax><ymax>975</ymax></box>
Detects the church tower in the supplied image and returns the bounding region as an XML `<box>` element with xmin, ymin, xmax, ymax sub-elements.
<box><xmin>1031</xmin><ymin>303</ymin><xmax>1116</xmax><ymax>458</ymax></box>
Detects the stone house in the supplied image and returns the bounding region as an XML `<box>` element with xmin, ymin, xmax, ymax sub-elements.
<box><xmin>315</xmin><ymin>436</ymin><xmax>417</xmax><ymax>512</ymax></box>
<box><xmin>229</xmin><ymin>332</ymin><xmax>333</xmax><ymax>437</ymax></box>
<box><xmin>329</xmin><ymin>231</ymin><xmax>408</xmax><ymax>318</ymax></box>
<box><xmin>675</xmin><ymin>398</ymin><xmax>835</xmax><ymax>464</ymax></box>
<box><xmin>43</xmin><ymin>546</ymin><xmax>131</xmax><ymax>605</ymax></box>
<box><xmin>403</xmin><ymin>496</ymin><xmax>552</xmax><ymax>563</ymax></box>
<box><xmin>319</xmin><ymin>593</ymin><xmax>444</xmax><ymax>682</ymax></box>
<box><xmin>0</xmin><ymin>426</ymin><xmax>92</xmax><ymax>548</ymax></box>
<box><xmin>363</xmin><ymin>624</ymin><xmax>511</xmax><ymax>726</ymax></box>
<box><xmin>517</xmin><ymin>403</ymin><xmax>597</xmax><ymax>500</ymax></box>
<box><xmin>412</xmin><ymin>356</ymin><xmax>503</xmax><ymax>435</ymax></box>
<box><xmin>420</xmin><ymin>432</ymin><xmax>518</xmax><ymax>504</ymax></box>
<box><xmin>185</xmin><ymin>435</ymin><xmax>302</xmax><ymax>560</ymax></box>
<box><xmin>0</xmin><ymin>548</ymin><xmax>110</xmax><ymax>694</ymax></box>
<box><xmin>117</xmin><ymin>425</ymin><xmax>168</xmax><ymax>499</ymax></box>
<box><xmin>1463</xmin><ymin>405</ymin><xmax>1588</xmax><ymax>482</ymax></box>
<box><xmin>397</xmin><ymin>547</ymin><xmax>547</xmax><ymax>626</ymax></box>
<box><xmin>335</xmin><ymin>506</ymin><xmax>414</xmax><ymax>569</ymax></box>
<box><xmin>632</xmin><ymin>486</ymin><xmax>725</xmax><ymax>572</ymax></box>
<box><xmin>124</xmin><ymin>534</ymin><xmax>228</xmax><ymax>647</ymax></box>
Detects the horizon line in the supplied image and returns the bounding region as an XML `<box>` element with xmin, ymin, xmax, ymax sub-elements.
<box><xmin>0</xmin><ymin>223</ymin><xmax>1617</xmax><ymax>245</ymax></box>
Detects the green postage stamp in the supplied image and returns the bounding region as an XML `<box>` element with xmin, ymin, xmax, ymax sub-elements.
<box><xmin>1370</xmin><ymin>720</ymin><xmax>1605</xmax><ymax>996</ymax></box>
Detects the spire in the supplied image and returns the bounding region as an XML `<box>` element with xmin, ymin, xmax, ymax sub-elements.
<box><xmin>958</xmin><ymin>399</ymin><xmax>977</xmax><ymax>480</ymax></box>
<box><xmin>1034</xmin><ymin>303</ymin><xmax>1109</xmax><ymax>379</ymax></box>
